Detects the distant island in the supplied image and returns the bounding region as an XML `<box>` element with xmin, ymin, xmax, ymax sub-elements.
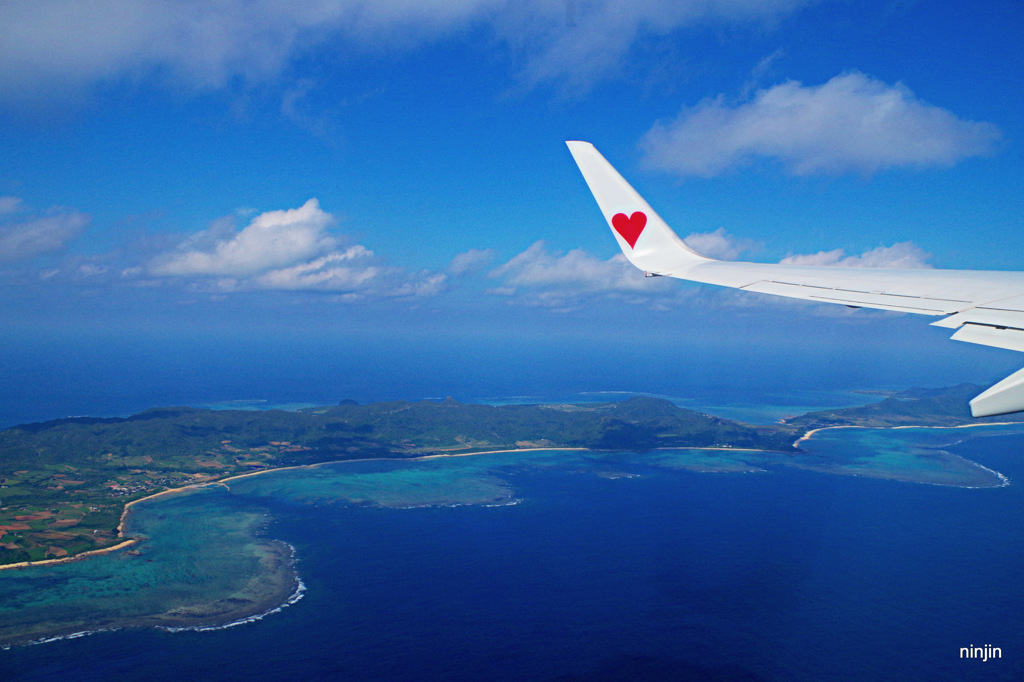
<box><xmin>785</xmin><ymin>383</ymin><xmax>1024</xmax><ymax>429</ymax></box>
<box><xmin>0</xmin><ymin>386</ymin><xmax>1017</xmax><ymax>567</ymax></box>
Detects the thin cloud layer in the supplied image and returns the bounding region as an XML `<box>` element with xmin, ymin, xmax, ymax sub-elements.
<box><xmin>683</xmin><ymin>227</ymin><xmax>758</xmax><ymax>260</ymax></box>
<box><xmin>489</xmin><ymin>240</ymin><xmax>674</xmax><ymax>308</ymax></box>
<box><xmin>488</xmin><ymin>235</ymin><xmax>934</xmax><ymax>312</ymax></box>
<box><xmin>492</xmin><ymin>241</ymin><xmax>654</xmax><ymax>291</ymax></box>
<box><xmin>0</xmin><ymin>200</ymin><xmax>89</xmax><ymax>263</ymax></box>
<box><xmin>252</xmin><ymin>247</ymin><xmax>377</xmax><ymax>290</ymax></box>
<box><xmin>780</xmin><ymin>242</ymin><xmax>933</xmax><ymax>268</ymax></box>
<box><xmin>504</xmin><ymin>0</ymin><xmax>810</xmax><ymax>93</ymax></box>
<box><xmin>0</xmin><ymin>0</ymin><xmax>813</xmax><ymax>108</ymax></box>
<box><xmin>448</xmin><ymin>248</ymin><xmax>495</xmax><ymax>275</ymax></box>
<box><xmin>0</xmin><ymin>1</ymin><xmax>463</xmax><ymax>104</ymax></box>
<box><xmin>0</xmin><ymin>197</ymin><xmax>23</xmax><ymax>215</ymax></box>
<box><xmin>642</xmin><ymin>72</ymin><xmax>1001</xmax><ymax>177</ymax></box>
<box><xmin>684</xmin><ymin>228</ymin><xmax>932</xmax><ymax>269</ymax></box>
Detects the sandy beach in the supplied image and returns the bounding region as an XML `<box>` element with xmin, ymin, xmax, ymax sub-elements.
<box><xmin>0</xmin><ymin>483</ymin><xmax>217</xmax><ymax>573</ymax></box>
<box><xmin>792</xmin><ymin>420</ymin><xmax>1021</xmax><ymax>447</ymax></box>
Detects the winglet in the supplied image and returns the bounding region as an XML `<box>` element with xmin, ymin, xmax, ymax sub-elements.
<box><xmin>969</xmin><ymin>367</ymin><xmax>1024</xmax><ymax>417</ymax></box>
<box><xmin>566</xmin><ymin>141</ymin><xmax>710</xmax><ymax>276</ymax></box>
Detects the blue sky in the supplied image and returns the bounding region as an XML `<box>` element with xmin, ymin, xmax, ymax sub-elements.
<box><xmin>2</xmin><ymin>0</ymin><xmax>1023</xmax><ymax>416</ymax></box>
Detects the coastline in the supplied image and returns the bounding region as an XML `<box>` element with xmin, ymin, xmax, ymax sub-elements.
<box><xmin>0</xmin><ymin>539</ymin><xmax>139</xmax><ymax>573</ymax></box>
<box><xmin>0</xmin><ymin>446</ymin><xmax>594</xmax><ymax>644</ymax></box>
<box><xmin>792</xmin><ymin>420</ymin><xmax>1022</xmax><ymax>447</ymax></box>
<box><xmin>0</xmin><ymin>531</ymin><xmax>302</xmax><ymax>649</ymax></box>
<box><xmin>790</xmin><ymin>421</ymin><xmax>1018</xmax><ymax>489</ymax></box>
<box><xmin>0</xmin><ymin>446</ymin><xmax>588</xmax><ymax>574</ymax></box>
<box><xmin>5</xmin><ymin>425</ymin><xmax>1020</xmax><ymax>574</ymax></box>
<box><xmin>0</xmin><ymin>482</ymin><xmax>222</xmax><ymax>574</ymax></box>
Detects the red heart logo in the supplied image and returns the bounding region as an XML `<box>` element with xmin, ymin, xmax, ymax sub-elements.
<box><xmin>611</xmin><ymin>211</ymin><xmax>647</xmax><ymax>249</ymax></box>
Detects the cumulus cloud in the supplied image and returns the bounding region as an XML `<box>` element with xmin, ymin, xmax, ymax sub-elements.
<box><xmin>0</xmin><ymin>202</ymin><xmax>89</xmax><ymax>262</ymax></box>
<box><xmin>149</xmin><ymin>199</ymin><xmax>337</xmax><ymax>277</ymax></box>
<box><xmin>779</xmin><ymin>241</ymin><xmax>932</xmax><ymax>268</ymax></box>
<box><xmin>148</xmin><ymin>198</ymin><xmax>445</xmax><ymax>298</ymax></box>
<box><xmin>642</xmin><ymin>72</ymin><xmax>1002</xmax><ymax>177</ymax></box>
<box><xmin>0</xmin><ymin>0</ymin><xmax>813</xmax><ymax>108</ymax></box>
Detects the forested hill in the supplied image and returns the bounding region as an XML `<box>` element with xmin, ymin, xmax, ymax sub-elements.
<box><xmin>784</xmin><ymin>384</ymin><xmax>1024</xmax><ymax>429</ymax></box>
<box><xmin>1</xmin><ymin>396</ymin><xmax>793</xmax><ymax>470</ymax></box>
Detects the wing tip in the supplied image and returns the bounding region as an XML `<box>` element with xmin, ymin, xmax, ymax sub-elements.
<box><xmin>565</xmin><ymin>139</ymin><xmax>712</xmax><ymax>273</ymax></box>
<box><xmin>970</xmin><ymin>367</ymin><xmax>1024</xmax><ymax>417</ymax></box>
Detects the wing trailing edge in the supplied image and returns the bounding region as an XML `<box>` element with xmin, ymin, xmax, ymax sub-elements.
<box><xmin>567</xmin><ymin>140</ymin><xmax>1024</xmax><ymax>417</ymax></box>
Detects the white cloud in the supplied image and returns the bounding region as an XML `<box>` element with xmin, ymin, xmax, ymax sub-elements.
<box><xmin>489</xmin><ymin>240</ymin><xmax>674</xmax><ymax>308</ymax></box>
<box><xmin>390</xmin><ymin>272</ymin><xmax>448</xmax><ymax>298</ymax></box>
<box><xmin>0</xmin><ymin>1</ymin><xmax>493</xmax><ymax>107</ymax></box>
<box><xmin>779</xmin><ymin>241</ymin><xmax>932</xmax><ymax>268</ymax></box>
<box><xmin>0</xmin><ymin>0</ymin><xmax>813</xmax><ymax>108</ymax></box>
<box><xmin>642</xmin><ymin>72</ymin><xmax>1002</xmax><ymax>177</ymax></box>
<box><xmin>252</xmin><ymin>247</ymin><xmax>378</xmax><ymax>290</ymax></box>
<box><xmin>0</xmin><ymin>205</ymin><xmax>88</xmax><ymax>262</ymax></box>
<box><xmin>149</xmin><ymin>199</ymin><xmax>337</xmax><ymax>277</ymax></box>
<box><xmin>683</xmin><ymin>227</ymin><xmax>758</xmax><ymax>260</ymax></box>
<box><xmin>485</xmin><ymin>237</ymin><xmax>935</xmax><ymax>313</ymax></box>
<box><xmin>504</xmin><ymin>0</ymin><xmax>810</xmax><ymax>93</ymax></box>
<box><xmin>492</xmin><ymin>241</ymin><xmax>653</xmax><ymax>291</ymax></box>
<box><xmin>78</xmin><ymin>263</ymin><xmax>108</xmax><ymax>277</ymax></box>
<box><xmin>148</xmin><ymin>198</ymin><xmax>446</xmax><ymax>298</ymax></box>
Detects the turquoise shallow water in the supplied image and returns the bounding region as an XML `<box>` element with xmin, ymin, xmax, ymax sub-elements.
<box><xmin>2</xmin><ymin>425</ymin><xmax>1023</xmax><ymax>680</ymax></box>
<box><xmin>792</xmin><ymin>423</ymin><xmax>1020</xmax><ymax>487</ymax></box>
<box><xmin>0</xmin><ymin>487</ymin><xmax>297</xmax><ymax>645</ymax></box>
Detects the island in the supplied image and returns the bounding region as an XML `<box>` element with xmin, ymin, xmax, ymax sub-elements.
<box><xmin>0</xmin><ymin>396</ymin><xmax>794</xmax><ymax>566</ymax></box>
<box><xmin>0</xmin><ymin>386</ymin><xmax>1017</xmax><ymax>567</ymax></box>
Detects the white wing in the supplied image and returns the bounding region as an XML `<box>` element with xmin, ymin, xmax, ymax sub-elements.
<box><xmin>567</xmin><ymin>140</ymin><xmax>1024</xmax><ymax>418</ymax></box>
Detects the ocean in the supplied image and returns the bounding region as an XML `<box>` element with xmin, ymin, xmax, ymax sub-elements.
<box><xmin>1</xmin><ymin>431</ymin><xmax>1023</xmax><ymax>681</ymax></box>
<box><xmin>2</xmin><ymin>333</ymin><xmax>1023</xmax><ymax>680</ymax></box>
<box><xmin>0</xmin><ymin>328</ymin><xmax>995</xmax><ymax>429</ymax></box>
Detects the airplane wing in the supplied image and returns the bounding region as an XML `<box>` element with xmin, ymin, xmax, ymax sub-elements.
<box><xmin>566</xmin><ymin>140</ymin><xmax>1024</xmax><ymax>418</ymax></box>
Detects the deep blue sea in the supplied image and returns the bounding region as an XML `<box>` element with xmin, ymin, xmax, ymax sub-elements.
<box><xmin>2</xmin><ymin>433</ymin><xmax>1023</xmax><ymax>681</ymax></box>
<box><xmin>3</xmin><ymin>334</ymin><xmax>1024</xmax><ymax>680</ymax></box>
<box><xmin>1</xmin><ymin>328</ymin><xmax>1006</xmax><ymax>429</ymax></box>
